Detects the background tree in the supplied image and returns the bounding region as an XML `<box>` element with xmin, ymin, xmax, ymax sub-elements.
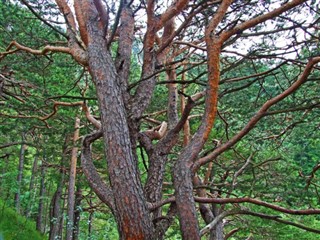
<box><xmin>1</xmin><ymin>0</ymin><xmax>320</xmax><ymax>239</ymax></box>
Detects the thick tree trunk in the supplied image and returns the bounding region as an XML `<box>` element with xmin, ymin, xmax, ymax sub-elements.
<box><xmin>85</xmin><ymin>7</ymin><xmax>155</xmax><ymax>238</ymax></box>
<box><xmin>66</xmin><ymin>117</ymin><xmax>80</xmax><ymax>240</ymax></box>
<box><xmin>174</xmin><ymin>161</ymin><xmax>200</xmax><ymax>240</ymax></box>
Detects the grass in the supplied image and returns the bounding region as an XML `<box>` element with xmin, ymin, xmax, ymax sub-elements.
<box><xmin>0</xmin><ymin>199</ymin><xmax>45</xmax><ymax>240</ymax></box>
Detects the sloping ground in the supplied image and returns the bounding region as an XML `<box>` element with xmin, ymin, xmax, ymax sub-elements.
<box><xmin>0</xmin><ymin>199</ymin><xmax>45</xmax><ymax>240</ymax></box>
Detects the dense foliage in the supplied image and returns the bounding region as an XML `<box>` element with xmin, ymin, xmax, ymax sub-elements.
<box><xmin>0</xmin><ymin>0</ymin><xmax>319</xmax><ymax>239</ymax></box>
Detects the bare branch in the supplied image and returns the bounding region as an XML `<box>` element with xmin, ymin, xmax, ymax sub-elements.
<box><xmin>193</xmin><ymin>57</ymin><xmax>320</xmax><ymax>172</ymax></box>
<box><xmin>221</xmin><ymin>0</ymin><xmax>308</xmax><ymax>41</ymax></box>
<box><xmin>157</xmin><ymin>0</ymin><xmax>190</xmax><ymax>31</ymax></box>
<box><xmin>231</xmin><ymin>153</ymin><xmax>253</xmax><ymax>189</ymax></box>
<box><xmin>306</xmin><ymin>163</ymin><xmax>320</xmax><ymax>190</ymax></box>
<box><xmin>0</xmin><ymin>141</ymin><xmax>32</xmax><ymax>149</ymax></box>
<box><xmin>150</xmin><ymin>196</ymin><xmax>320</xmax><ymax>216</ymax></box>
<box><xmin>81</xmin><ymin>130</ymin><xmax>115</xmax><ymax>211</ymax></box>
<box><xmin>1</xmin><ymin>41</ymin><xmax>70</xmax><ymax>59</ymax></box>
<box><xmin>82</xmin><ymin>103</ymin><xmax>101</xmax><ymax>129</ymax></box>
<box><xmin>40</xmin><ymin>101</ymin><xmax>83</xmax><ymax>121</ymax></box>
<box><xmin>200</xmin><ymin>209</ymin><xmax>320</xmax><ymax>236</ymax></box>
<box><xmin>19</xmin><ymin>0</ymin><xmax>67</xmax><ymax>38</ymax></box>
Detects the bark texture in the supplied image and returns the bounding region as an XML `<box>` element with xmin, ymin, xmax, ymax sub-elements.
<box><xmin>66</xmin><ymin>117</ymin><xmax>80</xmax><ymax>240</ymax></box>
<box><xmin>82</xmin><ymin>2</ymin><xmax>155</xmax><ymax>238</ymax></box>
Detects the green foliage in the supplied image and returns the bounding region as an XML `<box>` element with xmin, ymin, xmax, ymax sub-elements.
<box><xmin>0</xmin><ymin>199</ymin><xmax>45</xmax><ymax>240</ymax></box>
<box><xmin>1</xmin><ymin>0</ymin><xmax>319</xmax><ymax>239</ymax></box>
<box><xmin>225</xmin><ymin>206</ymin><xmax>320</xmax><ymax>240</ymax></box>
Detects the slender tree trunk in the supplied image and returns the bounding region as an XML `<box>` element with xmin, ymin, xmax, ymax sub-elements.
<box><xmin>211</xmin><ymin>206</ymin><xmax>224</xmax><ymax>240</ymax></box>
<box><xmin>36</xmin><ymin>162</ymin><xmax>46</xmax><ymax>233</ymax></box>
<box><xmin>88</xmin><ymin>210</ymin><xmax>93</xmax><ymax>239</ymax></box>
<box><xmin>87</xmin><ymin>195</ymin><xmax>93</xmax><ymax>239</ymax></box>
<box><xmin>49</xmin><ymin>171</ymin><xmax>65</xmax><ymax>240</ymax></box>
<box><xmin>73</xmin><ymin>187</ymin><xmax>82</xmax><ymax>240</ymax></box>
<box><xmin>26</xmin><ymin>155</ymin><xmax>38</xmax><ymax>217</ymax></box>
<box><xmin>14</xmin><ymin>134</ymin><xmax>26</xmax><ymax>214</ymax></box>
<box><xmin>66</xmin><ymin>117</ymin><xmax>80</xmax><ymax>240</ymax></box>
<box><xmin>49</xmin><ymin>188</ymin><xmax>63</xmax><ymax>240</ymax></box>
<box><xmin>59</xmin><ymin>187</ymin><xmax>66</xmax><ymax>238</ymax></box>
<box><xmin>0</xmin><ymin>154</ymin><xmax>9</xmax><ymax>192</ymax></box>
<box><xmin>44</xmin><ymin>181</ymin><xmax>52</xmax><ymax>233</ymax></box>
<box><xmin>49</xmin><ymin>136</ymin><xmax>68</xmax><ymax>240</ymax></box>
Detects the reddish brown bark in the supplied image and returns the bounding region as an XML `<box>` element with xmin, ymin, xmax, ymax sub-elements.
<box><xmin>173</xmin><ymin>0</ymin><xmax>230</xmax><ymax>236</ymax></box>
<box><xmin>4</xmin><ymin>0</ymin><xmax>318</xmax><ymax>239</ymax></box>
<box><xmin>81</xmin><ymin>2</ymin><xmax>155</xmax><ymax>238</ymax></box>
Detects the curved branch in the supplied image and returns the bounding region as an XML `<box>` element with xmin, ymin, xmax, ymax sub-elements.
<box><xmin>193</xmin><ymin>56</ymin><xmax>320</xmax><ymax>172</ymax></box>
<box><xmin>40</xmin><ymin>101</ymin><xmax>83</xmax><ymax>121</ymax></box>
<box><xmin>55</xmin><ymin>0</ymin><xmax>88</xmax><ymax>65</ymax></box>
<box><xmin>306</xmin><ymin>163</ymin><xmax>320</xmax><ymax>189</ymax></box>
<box><xmin>55</xmin><ymin>0</ymin><xmax>77</xmax><ymax>30</ymax></box>
<box><xmin>157</xmin><ymin>0</ymin><xmax>190</xmax><ymax>31</ymax></box>
<box><xmin>82</xmin><ymin>103</ymin><xmax>101</xmax><ymax>129</ymax></box>
<box><xmin>81</xmin><ymin>130</ymin><xmax>115</xmax><ymax>211</ymax></box>
<box><xmin>200</xmin><ymin>209</ymin><xmax>239</xmax><ymax>236</ymax></box>
<box><xmin>221</xmin><ymin>0</ymin><xmax>308</xmax><ymax>41</ymax></box>
<box><xmin>1</xmin><ymin>41</ymin><xmax>70</xmax><ymax>60</ymax></box>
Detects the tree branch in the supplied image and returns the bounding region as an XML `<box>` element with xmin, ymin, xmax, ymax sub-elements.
<box><xmin>1</xmin><ymin>41</ymin><xmax>70</xmax><ymax>59</ymax></box>
<box><xmin>150</xmin><ymin>196</ymin><xmax>320</xmax><ymax>216</ymax></box>
<box><xmin>19</xmin><ymin>0</ymin><xmax>68</xmax><ymax>38</ymax></box>
<box><xmin>81</xmin><ymin>130</ymin><xmax>115</xmax><ymax>211</ymax></box>
<box><xmin>221</xmin><ymin>0</ymin><xmax>308</xmax><ymax>41</ymax></box>
<box><xmin>193</xmin><ymin>56</ymin><xmax>320</xmax><ymax>172</ymax></box>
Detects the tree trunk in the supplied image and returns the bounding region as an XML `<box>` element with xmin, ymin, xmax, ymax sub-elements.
<box><xmin>211</xmin><ymin>206</ymin><xmax>224</xmax><ymax>240</ymax></box>
<box><xmin>88</xmin><ymin>210</ymin><xmax>93</xmax><ymax>239</ymax></box>
<box><xmin>83</xmin><ymin>4</ymin><xmax>155</xmax><ymax>238</ymax></box>
<box><xmin>0</xmin><ymin>154</ymin><xmax>9</xmax><ymax>192</ymax></box>
<box><xmin>49</xmin><ymin>136</ymin><xmax>68</xmax><ymax>240</ymax></box>
<box><xmin>14</xmin><ymin>135</ymin><xmax>26</xmax><ymax>214</ymax></box>
<box><xmin>66</xmin><ymin>117</ymin><xmax>80</xmax><ymax>240</ymax></box>
<box><xmin>27</xmin><ymin>155</ymin><xmax>38</xmax><ymax>217</ymax></box>
<box><xmin>72</xmin><ymin>187</ymin><xmax>82</xmax><ymax>240</ymax></box>
<box><xmin>59</xmin><ymin>187</ymin><xmax>66</xmax><ymax>238</ymax></box>
<box><xmin>49</xmin><ymin>168</ymin><xmax>65</xmax><ymax>240</ymax></box>
<box><xmin>36</xmin><ymin>162</ymin><xmax>46</xmax><ymax>233</ymax></box>
<box><xmin>49</xmin><ymin>188</ymin><xmax>63</xmax><ymax>240</ymax></box>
